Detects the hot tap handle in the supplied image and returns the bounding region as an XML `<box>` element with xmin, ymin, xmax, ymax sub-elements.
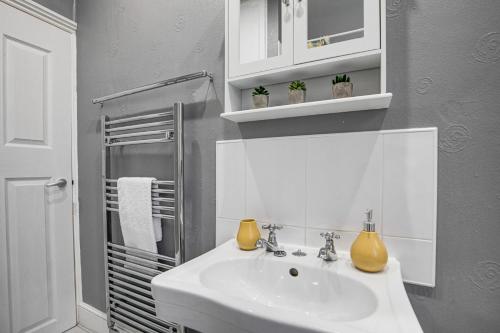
<box><xmin>262</xmin><ymin>224</ymin><xmax>283</xmax><ymax>232</ymax></box>
<box><xmin>320</xmin><ymin>232</ymin><xmax>341</xmax><ymax>241</ymax></box>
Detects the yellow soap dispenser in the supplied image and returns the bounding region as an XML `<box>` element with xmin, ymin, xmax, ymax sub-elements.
<box><xmin>350</xmin><ymin>209</ymin><xmax>388</xmax><ymax>273</ymax></box>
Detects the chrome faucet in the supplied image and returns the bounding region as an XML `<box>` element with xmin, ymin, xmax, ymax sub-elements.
<box><xmin>317</xmin><ymin>232</ymin><xmax>341</xmax><ymax>261</ymax></box>
<box><xmin>256</xmin><ymin>224</ymin><xmax>284</xmax><ymax>253</ymax></box>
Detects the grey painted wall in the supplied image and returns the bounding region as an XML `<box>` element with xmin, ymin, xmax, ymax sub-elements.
<box><xmin>33</xmin><ymin>0</ymin><xmax>74</xmax><ymax>20</ymax></box>
<box><xmin>76</xmin><ymin>0</ymin><xmax>500</xmax><ymax>332</ymax></box>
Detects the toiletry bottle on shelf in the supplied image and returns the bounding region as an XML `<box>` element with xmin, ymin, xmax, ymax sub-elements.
<box><xmin>236</xmin><ymin>219</ymin><xmax>261</xmax><ymax>251</ymax></box>
<box><xmin>350</xmin><ymin>210</ymin><xmax>388</xmax><ymax>273</ymax></box>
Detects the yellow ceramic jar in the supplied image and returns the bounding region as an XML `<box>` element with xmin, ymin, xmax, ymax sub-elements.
<box><xmin>236</xmin><ymin>219</ymin><xmax>261</xmax><ymax>251</ymax></box>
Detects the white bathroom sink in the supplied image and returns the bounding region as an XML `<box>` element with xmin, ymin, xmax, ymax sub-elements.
<box><xmin>152</xmin><ymin>240</ymin><xmax>423</xmax><ymax>333</ymax></box>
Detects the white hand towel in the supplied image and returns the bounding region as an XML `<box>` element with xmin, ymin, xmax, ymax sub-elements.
<box><xmin>117</xmin><ymin>177</ymin><xmax>162</xmax><ymax>253</ymax></box>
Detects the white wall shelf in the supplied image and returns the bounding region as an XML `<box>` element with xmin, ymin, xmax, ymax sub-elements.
<box><xmin>228</xmin><ymin>50</ymin><xmax>381</xmax><ymax>89</ymax></box>
<box><xmin>220</xmin><ymin>93</ymin><xmax>392</xmax><ymax>123</ymax></box>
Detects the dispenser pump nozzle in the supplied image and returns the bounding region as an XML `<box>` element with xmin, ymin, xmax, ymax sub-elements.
<box><xmin>363</xmin><ymin>209</ymin><xmax>375</xmax><ymax>232</ymax></box>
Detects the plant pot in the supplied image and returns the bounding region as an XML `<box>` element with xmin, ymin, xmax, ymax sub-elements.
<box><xmin>252</xmin><ymin>95</ymin><xmax>269</xmax><ymax>108</ymax></box>
<box><xmin>332</xmin><ymin>82</ymin><xmax>353</xmax><ymax>99</ymax></box>
<box><xmin>288</xmin><ymin>90</ymin><xmax>306</xmax><ymax>104</ymax></box>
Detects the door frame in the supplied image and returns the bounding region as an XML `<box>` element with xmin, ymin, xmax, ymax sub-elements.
<box><xmin>0</xmin><ymin>0</ymin><xmax>82</xmax><ymax>328</ymax></box>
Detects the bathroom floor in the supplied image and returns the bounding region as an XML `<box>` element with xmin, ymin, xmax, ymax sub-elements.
<box><xmin>65</xmin><ymin>326</ymin><xmax>94</xmax><ymax>333</ymax></box>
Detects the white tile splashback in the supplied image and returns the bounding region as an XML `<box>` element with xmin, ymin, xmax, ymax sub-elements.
<box><xmin>216</xmin><ymin>128</ymin><xmax>437</xmax><ymax>287</ymax></box>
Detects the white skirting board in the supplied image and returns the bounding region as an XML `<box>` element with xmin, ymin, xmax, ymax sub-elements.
<box><xmin>77</xmin><ymin>303</ymin><xmax>108</xmax><ymax>333</ymax></box>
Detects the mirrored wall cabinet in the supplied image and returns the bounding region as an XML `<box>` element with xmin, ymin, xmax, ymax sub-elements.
<box><xmin>223</xmin><ymin>0</ymin><xmax>392</xmax><ymax>123</ymax></box>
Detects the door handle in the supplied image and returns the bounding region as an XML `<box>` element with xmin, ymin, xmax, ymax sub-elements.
<box><xmin>45</xmin><ymin>178</ymin><xmax>68</xmax><ymax>188</ymax></box>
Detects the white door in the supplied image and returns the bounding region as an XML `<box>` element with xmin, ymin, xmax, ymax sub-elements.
<box><xmin>293</xmin><ymin>0</ymin><xmax>380</xmax><ymax>64</ymax></box>
<box><xmin>0</xmin><ymin>2</ymin><xmax>76</xmax><ymax>333</ymax></box>
<box><xmin>228</xmin><ymin>0</ymin><xmax>294</xmax><ymax>77</ymax></box>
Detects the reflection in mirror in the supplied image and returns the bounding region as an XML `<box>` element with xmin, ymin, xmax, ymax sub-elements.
<box><xmin>307</xmin><ymin>0</ymin><xmax>364</xmax><ymax>49</ymax></box>
<box><xmin>240</xmin><ymin>0</ymin><xmax>282</xmax><ymax>64</ymax></box>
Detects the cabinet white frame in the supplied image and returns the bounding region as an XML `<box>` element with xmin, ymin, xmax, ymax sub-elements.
<box><xmin>223</xmin><ymin>0</ymin><xmax>390</xmax><ymax>121</ymax></box>
<box><xmin>228</xmin><ymin>0</ymin><xmax>294</xmax><ymax>77</ymax></box>
<box><xmin>293</xmin><ymin>0</ymin><xmax>380</xmax><ymax>64</ymax></box>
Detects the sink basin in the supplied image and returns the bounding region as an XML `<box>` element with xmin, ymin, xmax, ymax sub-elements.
<box><xmin>200</xmin><ymin>259</ymin><xmax>377</xmax><ymax>322</ymax></box>
<box><xmin>152</xmin><ymin>240</ymin><xmax>423</xmax><ymax>333</ymax></box>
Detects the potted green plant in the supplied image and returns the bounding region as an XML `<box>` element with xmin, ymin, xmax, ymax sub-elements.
<box><xmin>252</xmin><ymin>86</ymin><xmax>270</xmax><ymax>108</ymax></box>
<box><xmin>332</xmin><ymin>74</ymin><xmax>353</xmax><ymax>98</ymax></box>
<box><xmin>288</xmin><ymin>80</ymin><xmax>306</xmax><ymax>104</ymax></box>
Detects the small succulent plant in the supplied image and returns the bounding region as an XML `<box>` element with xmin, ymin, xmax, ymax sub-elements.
<box><xmin>252</xmin><ymin>86</ymin><xmax>269</xmax><ymax>96</ymax></box>
<box><xmin>332</xmin><ymin>74</ymin><xmax>351</xmax><ymax>85</ymax></box>
<box><xmin>289</xmin><ymin>80</ymin><xmax>306</xmax><ymax>91</ymax></box>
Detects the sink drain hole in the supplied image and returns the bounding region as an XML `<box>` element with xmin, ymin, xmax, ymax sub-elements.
<box><xmin>289</xmin><ymin>268</ymin><xmax>299</xmax><ymax>277</ymax></box>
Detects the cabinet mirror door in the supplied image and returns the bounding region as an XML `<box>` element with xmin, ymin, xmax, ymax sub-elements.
<box><xmin>228</xmin><ymin>0</ymin><xmax>294</xmax><ymax>78</ymax></box>
<box><xmin>293</xmin><ymin>0</ymin><xmax>380</xmax><ymax>64</ymax></box>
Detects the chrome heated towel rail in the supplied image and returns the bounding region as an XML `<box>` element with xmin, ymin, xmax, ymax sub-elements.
<box><xmin>95</xmin><ymin>71</ymin><xmax>211</xmax><ymax>333</ymax></box>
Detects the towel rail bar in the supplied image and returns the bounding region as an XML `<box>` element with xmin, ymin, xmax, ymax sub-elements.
<box><xmin>105</xmin><ymin>120</ymin><xmax>174</xmax><ymax>132</ymax></box>
<box><xmin>112</xmin><ymin>307</ymin><xmax>169</xmax><ymax>332</ymax></box>
<box><xmin>105</xmin><ymin>138</ymin><xmax>172</xmax><ymax>146</ymax></box>
<box><xmin>105</xmin><ymin>111</ymin><xmax>173</xmax><ymax>125</ymax></box>
<box><xmin>106</xmin><ymin>179</ymin><xmax>175</xmax><ymax>186</ymax></box>
<box><xmin>111</xmin><ymin>312</ymin><xmax>165</xmax><ymax>333</ymax></box>
<box><xmin>107</xmin><ymin>264</ymin><xmax>155</xmax><ymax>286</ymax></box>
<box><xmin>109</xmin><ymin>277</ymin><xmax>152</xmax><ymax>296</ymax></box>
<box><xmin>111</xmin><ymin>317</ymin><xmax>159</xmax><ymax>333</ymax></box>
<box><xmin>106</xmin><ymin>200</ymin><xmax>175</xmax><ymax>212</ymax></box>
<box><xmin>111</xmin><ymin>301</ymin><xmax>174</xmax><ymax>327</ymax></box>
<box><xmin>108</xmin><ymin>249</ymin><xmax>174</xmax><ymax>270</ymax></box>
<box><xmin>109</xmin><ymin>292</ymin><xmax>156</xmax><ymax>313</ymax></box>
<box><xmin>106</xmin><ymin>207</ymin><xmax>174</xmax><ymax>220</ymax></box>
<box><xmin>108</xmin><ymin>242</ymin><xmax>176</xmax><ymax>263</ymax></box>
<box><xmin>108</xmin><ymin>271</ymin><xmax>152</xmax><ymax>288</ymax></box>
<box><xmin>106</xmin><ymin>130</ymin><xmax>170</xmax><ymax>140</ymax></box>
<box><xmin>108</xmin><ymin>284</ymin><xmax>155</xmax><ymax>305</ymax></box>
<box><xmin>108</xmin><ymin>257</ymin><xmax>162</xmax><ymax>275</ymax></box>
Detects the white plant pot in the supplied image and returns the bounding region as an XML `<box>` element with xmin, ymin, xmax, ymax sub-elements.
<box><xmin>288</xmin><ymin>90</ymin><xmax>306</xmax><ymax>104</ymax></box>
<box><xmin>252</xmin><ymin>95</ymin><xmax>269</xmax><ymax>108</ymax></box>
<box><xmin>332</xmin><ymin>82</ymin><xmax>353</xmax><ymax>99</ymax></box>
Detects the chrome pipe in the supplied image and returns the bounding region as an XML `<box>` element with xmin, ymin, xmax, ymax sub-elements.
<box><xmin>106</xmin><ymin>130</ymin><xmax>169</xmax><ymax>140</ymax></box>
<box><xmin>107</xmin><ymin>257</ymin><xmax>162</xmax><ymax>275</ymax></box>
<box><xmin>111</xmin><ymin>318</ymin><xmax>158</xmax><ymax>333</ymax></box>
<box><xmin>108</xmin><ymin>242</ymin><xmax>176</xmax><ymax>263</ymax></box>
<box><xmin>109</xmin><ymin>292</ymin><xmax>156</xmax><ymax>313</ymax></box>
<box><xmin>108</xmin><ymin>270</ymin><xmax>152</xmax><ymax>288</ymax></box>
<box><xmin>105</xmin><ymin>186</ymin><xmax>174</xmax><ymax>194</ymax></box>
<box><xmin>111</xmin><ymin>309</ymin><xmax>169</xmax><ymax>333</ymax></box>
<box><xmin>108</xmin><ymin>249</ymin><xmax>174</xmax><ymax>270</ymax></box>
<box><xmin>105</xmin><ymin>120</ymin><xmax>173</xmax><ymax>133</ymax></box>
<box><xmin>106</xmin><ymin>200</ymin><xmax>175</xmax><ymax>212</ymax></box>
<box><xmin>101</xmin><ymin>115</ymin><xmax>112</xmax><ymax>328</ymax></box>
<box><xmin>92</xmin><ymin>70</ymin><xmax>212</xmax><ymax>104</ymax></box>
<box><xmin>106</xmin><ymin>179</ymin><xmax>175</xmax><ymax>186</ymax></box>
<box><xmin>106</xmin><ymin>207</ymin><xmax>174</xmax><ymax>219</ymax></box>
<box><xmin>110</xmin><ymin>301</ymin><xmax>174</xmax><ymax>327</ymax></box>
<box><xmin>110</xmin><ymin>313</ymin><xmax>161</xmax><ymax>333</ymax></box>
<box><xmin>112</xmin><ymin>307</ymin><xmax>169</xmax><ymax>332</ymax></box>
<box><xmin>105</xmin><ymin>111</ymin><xmax>173</xmax><ymax>125</ymax></box>
<box><xmin>108</xmin><ymin>263</ymin><xmax>154</xmax><ymax>282</ymax></box>
<box><xmin>105</xmin><ymin>138</ymin><xmax>172</xmax><ymax>147</ymax></box>
<box><xmin>108</xmin><ymin>285</ymin><xmax>155</xmax><ymax>305</ymax></box>
<box><xmin>174</xmin><ymin>102</ymin><xmax>185</xmax><ymax>266</ymax></box>
<box><xmin>105</xmin><ymin>193</ymin><xmax>175</xmax><ymax>203</ymax></box>
<box><xmin>109</xmin><ymin>277</ymin><xmax>152</xmax><ymax>296</ymax></box>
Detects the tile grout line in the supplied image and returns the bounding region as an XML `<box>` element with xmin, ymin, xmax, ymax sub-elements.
<box><xmin>303</xmin><ymin>138</ymin><xmax>309</xmax><ymax>246</ymax></box>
